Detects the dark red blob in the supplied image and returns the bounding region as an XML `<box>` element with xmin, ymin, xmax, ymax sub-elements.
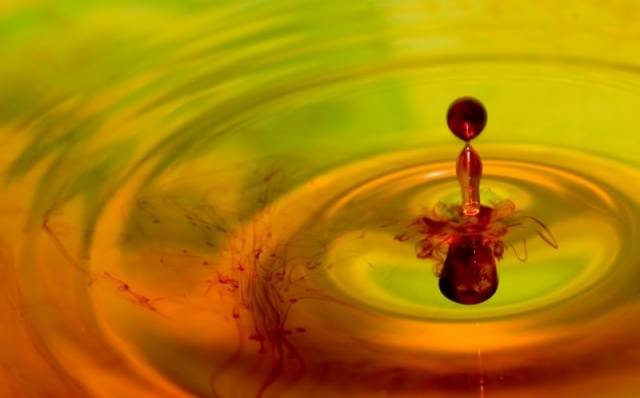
<box><xmin>447</xmin><ymin>97</ymin><xmax>487</xmax><ymax>142</ymax></box>
<box><xmin>438</xmin><ymin>235</ymin><xmax>497</xmax><ymax>305</ymax></box>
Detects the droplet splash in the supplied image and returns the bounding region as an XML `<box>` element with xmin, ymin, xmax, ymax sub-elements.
<box><xmin>5</xmin><ymin>3</ymin><xmax>640</xmax><ymax>397</ymax></box>
<box><xmin>399</xmin><ymin>98</ymin><xmax>558</xmax><ymax>305</ymax></box>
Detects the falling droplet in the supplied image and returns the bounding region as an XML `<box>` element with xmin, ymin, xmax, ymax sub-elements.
<box><xmin>447</xmin><ymin>97</ymin><xmax>487</xmax><ymax>142</ymax></box>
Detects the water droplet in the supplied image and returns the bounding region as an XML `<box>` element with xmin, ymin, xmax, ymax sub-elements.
<box><xmin>447</xmin><ymin>97</ymin><xmax>487</xmax><ymax>142</ymax></box>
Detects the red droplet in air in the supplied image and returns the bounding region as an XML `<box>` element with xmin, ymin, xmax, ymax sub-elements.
<box><xmin>447</xmin><ymin>97</ymin><xmax>487</xmax><ymax>142</ymax></box>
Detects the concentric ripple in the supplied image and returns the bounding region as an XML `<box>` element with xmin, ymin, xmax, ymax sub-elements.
<box><xmin>5</xmin><ymin>2</ymin><xmax>640</xmax><ymax>398</ymax></box>
<box><xmin>84</xmin><ymin>145</ymin><xmax>640</xmax><ymax>396</ymax></box>
<box><xmin>322</xmin><ymin>151</ymin><xmax>627</xmax><ymax>321</ymax></box>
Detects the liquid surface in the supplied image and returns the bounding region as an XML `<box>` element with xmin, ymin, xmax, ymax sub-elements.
<box><xmin>3</xmin><ymin>2</ymin><xmax>640</xmax><ymax>398</ymax></box>
<box><xmin>90</xmin><ymin>146</ymin><xmax>638</xmax><ymax>397</ymax></box>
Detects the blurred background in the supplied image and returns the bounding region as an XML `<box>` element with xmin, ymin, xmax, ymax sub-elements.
<box><xmin>2</xmin><ymin>1</ymin><xmax>640</xmax><ymax>397</ymax></box>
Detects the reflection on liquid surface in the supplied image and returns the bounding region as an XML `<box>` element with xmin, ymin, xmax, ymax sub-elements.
<box><xmin>3</xmin><ymin>1</ymin><xmax>640</xmax><ymax>397</ymax></box>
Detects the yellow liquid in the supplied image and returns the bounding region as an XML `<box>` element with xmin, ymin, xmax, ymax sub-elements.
<box><xmin>2</xmin><ymin>1</ymin><xmax>640</xmax><ymax>397</ymax></box>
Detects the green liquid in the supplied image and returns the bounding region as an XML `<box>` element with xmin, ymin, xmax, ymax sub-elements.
<box><xmin>4</xmin><ymin>2</ymin><xmax>640</xmax><ymax>397</ymax></box>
